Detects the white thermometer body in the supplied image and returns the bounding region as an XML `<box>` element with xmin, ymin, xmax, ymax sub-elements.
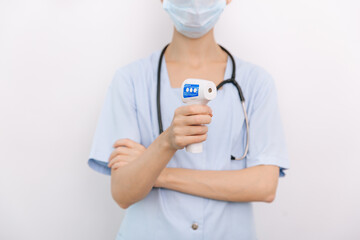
<box><xmin>181</xmin><ymin>78</ymin><xmax>217</xmax><ymax>153</ymax></box>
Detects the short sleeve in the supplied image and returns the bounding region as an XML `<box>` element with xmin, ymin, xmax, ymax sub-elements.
<box><xmin>87</xmin><ymin>69</ymin><xmax>141</xmax><ymax>175</ymax></box>
<box><xmin>245</xmin><ymin>69</ymin><xmax>290</xmax><ymax>177</ymax></box>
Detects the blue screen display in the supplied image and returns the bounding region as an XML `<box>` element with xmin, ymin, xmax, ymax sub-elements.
<box><xmin>183</xmin><ymin>84</ymin><xmax>199</xmax><ymax>98</ymax></box>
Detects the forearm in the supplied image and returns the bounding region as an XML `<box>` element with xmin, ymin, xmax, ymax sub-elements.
<box><xmin>111</xmin><ymin>129</ymin><xmax>176</xmax><ymax>209</ymax></box>
<box><xmin>161</xmin><ymin>165</ymin><xmax>279</xmax><ymax>203</ymax></box>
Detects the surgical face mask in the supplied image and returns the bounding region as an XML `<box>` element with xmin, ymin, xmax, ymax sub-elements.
<box><xmin>163</xmin><ymin>0</ymin><xmax>227</xmax><ymax>39</ymax></box>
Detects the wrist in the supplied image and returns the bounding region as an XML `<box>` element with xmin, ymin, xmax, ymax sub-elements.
<box><xmin>156</xmin><ymin>168</ymin><xmax>169</xmax><ymax>188</ymax></box>
<box><xmin>159</xmin><ymin>128</ymin><xmax>177</xmax><ymax>153</ymax></box>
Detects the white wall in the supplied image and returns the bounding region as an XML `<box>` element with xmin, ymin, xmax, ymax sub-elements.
<box><xmin>1</xmin><ymin>0</ymin><xmax>359</xmax><ymax>239</ymax></box>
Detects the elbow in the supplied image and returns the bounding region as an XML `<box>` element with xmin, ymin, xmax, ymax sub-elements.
<box><xmin>110</xmin><ymin>168</ymin><xmax>135</xmax><ymax>209</ymax></box>
<box><xmin>263</xmin><ymin>192</ymin><xmax>276</xmax><ymax>203</ymax></box>
<box><xmin>118</xmin><ymin>202</ymin><xmax>131</xmax><ymax>210</ymax></box>
<box><xmin>110</xmin><ymin>168</ymin><xmax>150</xmax><ymax>209</ymax></box>
<box><xmin>262</xmin><ymin>184</ymin><xmax>277</xmax><ymax>203</ymax></box>
<box><xmin>260</xmin><ymin>180</ymin><xmax>278</xmax><ymax>203</ymax></box>
<box><xmin>114</xmin><ymin>197</ymin><xmax>128</xmax><ymax>209</ymax></box>
<box><xmin>110</xmin><ymin>178</ymin><xmax>132</xmax><ymax>209</ymax></box>
<box><xmin>261</xmin><ymin>169</ymin><xmax>279</xmax><ymax>203</ymax></box>
<box><xmin>111</xmin><ymin>188</ymin><xmax>132</xmax><ymax>209</ymax></box>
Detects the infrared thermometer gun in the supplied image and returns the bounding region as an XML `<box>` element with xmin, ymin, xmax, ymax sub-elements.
<box><xmin>181</xmin><ymin>78</ymin><xmax>217</xmax><ymax>153</ymax></box>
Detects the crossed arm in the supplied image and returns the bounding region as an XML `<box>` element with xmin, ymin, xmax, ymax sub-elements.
<box><xmin>109</xmin><ymin>133</ymin><xmax>279</xmax><ymax>209</ymax></box>
<box><xmin>156</xmin><ymin>165</ymin><xmax>279</xmax><ymax>203</ymax></box>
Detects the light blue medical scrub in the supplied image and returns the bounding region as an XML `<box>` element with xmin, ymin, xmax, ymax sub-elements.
<box><xmin>88</xmin><ymin>48</ymin><xmax>290</xmax><ymax>240</ymax></box>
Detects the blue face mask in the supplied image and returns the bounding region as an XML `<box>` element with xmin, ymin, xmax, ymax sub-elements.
<box><xmin>163</xmin><ymin>0</ymin><xmax>227</xmax><ymax>39</ymax></box>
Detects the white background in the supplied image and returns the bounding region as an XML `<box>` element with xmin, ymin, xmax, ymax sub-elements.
<box><xmin>1</xmin><ymin>0</ymin><xmax>359</xmax><ymax>239</ymax></box>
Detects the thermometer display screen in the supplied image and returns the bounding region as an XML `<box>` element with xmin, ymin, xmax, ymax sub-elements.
<box><xmin>183</xmin><ymin>84</ymin><xmax>199</xmax><ymax>98</ymax></box>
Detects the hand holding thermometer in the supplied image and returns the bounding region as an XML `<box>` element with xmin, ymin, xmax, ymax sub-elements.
<box><xmin>181</xmin><ymin>78</ymin><xmax>217</xmax><ymax>153</ymax></box>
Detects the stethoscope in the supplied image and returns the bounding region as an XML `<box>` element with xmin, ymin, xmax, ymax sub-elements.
<box><xmin>157</xmin><ymin>43</ymin><xmax>249</xmax><ymax>160</ymax></box>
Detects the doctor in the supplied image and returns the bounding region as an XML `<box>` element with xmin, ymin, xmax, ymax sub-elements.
<box><xmin>87</xmin><ymin>0</ymin><xmax>289</xmax><ymax>239</ymax></box>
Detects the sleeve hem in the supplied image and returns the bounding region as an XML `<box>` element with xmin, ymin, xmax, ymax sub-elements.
<box><xmin>88</xmin><ymin>158</ymin><xmax>111</xmax><ymax>176</ymax></box>
<box><xmin>246</xmin><ymin>157</ymin><xmax>290</xmax><ymax>178</ymax></box>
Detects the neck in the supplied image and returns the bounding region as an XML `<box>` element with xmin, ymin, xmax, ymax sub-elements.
<box><xmin>165</xmin><ymin>27</ymin><xmax>227</xmax><ymax>65</ymax></box>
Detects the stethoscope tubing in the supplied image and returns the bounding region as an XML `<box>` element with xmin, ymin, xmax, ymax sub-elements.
<box><xmin>157</xmin><ymin>43</ymin><xmax>249</xmax><ymax>160</ymax></box>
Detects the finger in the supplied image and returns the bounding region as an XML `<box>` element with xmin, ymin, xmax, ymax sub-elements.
<box><xmin>110</xmin><ymin>160</ymin><xmax>128</xmax><ymax>169</ymax></box>
<box><xmin>113</xmin><ymin>139</ymin><xmax>146</xmax><ymax>152</ymax></box>
<box><xmin>173</xmin><ymin>125</ymin><xmax>208</xmax><ymax>136</ymax></box>
<box><xmin>112</xmin><ymin>161</ymin><xmax>129</xmax><ymax>170</ymax></box>
<box><xmin>183</xmin><ymin>114</ymin><xmax>212</xmax><ymax>126</ymax></box>
<box><xmin>133</xmin><ymin>142</ymin><xmax>146</xmax><ymax>152</ymax></box>
<box><xmin>173</xmin><ymin>134</ymin><xmax>207</xmax><ymax>149</ymax></box>
<box><xmin>109</xmin><ymin>146</ymin><xmax>132</xmax><ymax>161</ymax></box>
<box><xmin>183</xmin><ymin>134</ymin><xmax>208</xmax><ymax>145</ymax></box>
<box><xmin>108</xmin><ymin>156</ymin><xmax>130</xmax><ymax>168</ymax></box>
<box><xmin>108</xmin><ymin>155</ymin><xmax>130</xmax><ymax>168</ymax></box>
<box><xmin>113</xmin><ymin>138</ymin><xmax>137</xmax><ymax>148</ymax></box>
<box><xmin>176</xmin><ymin>104</ymin><xmax>212</xmax><ymax>116</ymax></box>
